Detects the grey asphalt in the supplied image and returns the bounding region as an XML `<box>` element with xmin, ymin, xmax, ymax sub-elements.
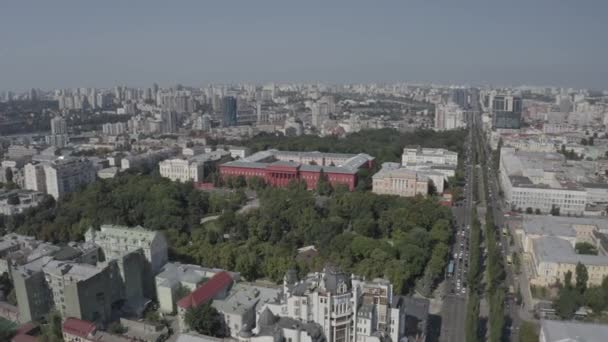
<box><xmin>439</xmin><ymin>121</ymin><xmax>475</xmax><ymax>342</ymax></box>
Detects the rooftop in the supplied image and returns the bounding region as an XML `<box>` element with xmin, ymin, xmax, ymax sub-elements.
<box><xmin>177</xmin><ymin>271</ymin><xmax>234</xmax><ymax>309</ymax></box>
<box><xmin>541</xmin><ymin>319</ymin><xmax>608</xmax><ymax>342</ymax></box>
<box><xmin>62</xmin><ymin>317</ymin><xmax>96</xmax><ymax>338</ymax></box>
<box><xmin>156</xmin><ymin>262</ymin><xmax>230</xmax><ymax>288</ymax></box>
<box><xmin>88</xmin><ymin>224</ymin><xmax>163</xmax><ymax>243</ymax></box>
<box><xmin>533</xmin><ymin>236</ymin><xmax>608</xmax><ymax>266</ymax></box>
<box><xmin>522</xmin><ymin>214</ymin><xmax>608</xmax><ymax>237</ymax></box>
<box><xmin>212</xmin><ymin>283</ymin><xmax>281</xmax><ymax>315</ymax></box>
<box><xmin>43</xmin><ymin>259</ymin><xmax>103</xmax><ymax>281</ymax></box>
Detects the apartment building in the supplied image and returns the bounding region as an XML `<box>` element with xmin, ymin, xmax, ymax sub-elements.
<box><xmin>43</xmin><ymin>259</ymin><xmax>113</xmax><ymax>322</ymax></box>
<box><xmin>35</xmin><ymin>158</ymin><xmax>97</xmax><ymax>199</ymax></box>
<box><xmin>12</xmin><ymin>225</ymin><xmax>168</xmax><ymax>324</ymax></box>
<box><xmin>85</xmin><ymin>224</ymin><xmax>168</xmax><ymax>274</ymax></box>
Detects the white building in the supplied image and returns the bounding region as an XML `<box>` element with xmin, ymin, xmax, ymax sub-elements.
<box><xmin>402</xmin><ymin>147</ymin><xmax>458</xmax><ymax>166</ymax></box>
<box><xmin>499</xmin><ymin>148</ymin><xmax>587</xmax><ymax>215</ymax></box>
<box><xmin>372</xmin><ymin>163</ymin><xmax>431</xmax><ymax>197</ymax></box>
<box><xmin>256</xmin><ymin>267</ymin><xmax>409</xmax><ymax>342</ymax></box>
<box><xmin>434</xmin><ymin>102</ymin><xmax>465</xmax><ymax>131</ymax></box>
<box><xmin>85</xmin><ymin>224</ymin><xmax>168</xmax><ymax>274</ymax></box>
<box><xmin>101</xmin><ymin>122</ymin><xmax>127</xmax><ymax>136</ymax></box>
<box><xmin>24</xmin><ymin>162</ymin><xmax>47</xmax><ymax>192</ymax></box>
<box><xmin>159</xmin><ymin>158</ymin><xmax>205</xmax><ymax>183</ymax></box>
<box><xmin>159</xmin><ymin>151</ymin><xmax>230</xmax><ymax>183</ymax></box>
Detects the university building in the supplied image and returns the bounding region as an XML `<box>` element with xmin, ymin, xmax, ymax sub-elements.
<box><xmin>219</xmin><ymin>150</ymin><xmax>375</xmax><ymax>191</ymax></box>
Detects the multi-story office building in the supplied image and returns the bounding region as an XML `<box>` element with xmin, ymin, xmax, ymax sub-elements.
<box><xmin>44</xmin><ymin>158</ymin><xmax>97</xmax><ymax>199</ymax></box>
<box><xmin>499</xmin><ymin>148</ymin><xmax>587</xmax><ymax>215</ymax></box>
<box><xmin>451</xmin><ymin>88</ymin><xmax>468</xmax><ymax>109</ymax></box>
<box><xmin>401</xmin><ymin>147</ymin><xmax>458</xmax><ymax>166</ymax></box>
<box><xmin>491</xmin><ymin>94</ymin><xmax>523</xmax><ymax>129</ymax></box>
<box><xmin>222</xmin><ymin>96</ymin><xmax>238</xmax><ymax>127</ymax></box>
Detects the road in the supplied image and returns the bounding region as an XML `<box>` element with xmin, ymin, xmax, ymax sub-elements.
<box><xmin>439</xmin><ymin>116</ymin><xmax>475</xmax><ymax>342</ymax></box>
<box><xmin>478</xmin><ymin>123</ymin><xmax>524</xmax><ymax>341</ymax></box>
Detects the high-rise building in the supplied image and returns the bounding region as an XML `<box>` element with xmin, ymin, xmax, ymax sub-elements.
<box><xmin>161</xmin><ymin>111</ymin><xmax>178</xmax><ymax>133</ymax></box>
<box><xmin>451</xmin><ymin>88</ymin><xmax>468</xmax><ymax>109</ymax></box>
<box><xmin>222</xmin><ymin>96</ymin><xmax>237</xmax><ymax>127</ymax></box>
<box><xmin>434</xmin><ymin>102</ymin><xmax>466</xmax><ymax>131</ymax></box>
<box><xmin>51</xmin><ymin>116</ymin><xmax>67</xmax><ymax>135</ymax></box>
<box><xmin>492</xmin><ymin>94</ymin><xmax>523</xmax><ymax>129</ymax></box>
<box><xmin>24</xmin><ymin>163</ymin><xmax>47</xmax><ymax>192</ymax></box>
<box><xmin>101</xmin><ymin>122</ymin><xmax>127</xmax><ymax>136</ymax></box>
<box><xmin>47</xmin><ymin>116</ymin><xmax>69</xmax><ymax>147</ymax></box>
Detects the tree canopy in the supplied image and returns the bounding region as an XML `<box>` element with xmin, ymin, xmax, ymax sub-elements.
<box><xmin>185</xmin><ymin>301</ymin><xmax>224</xmax><ymax>337</ymax></box>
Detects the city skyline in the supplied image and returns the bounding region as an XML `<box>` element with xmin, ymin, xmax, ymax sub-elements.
<box><xmin>1</xmin><ymin>0</ymin><xmax>607</xmax><ymax>91</ymax></box>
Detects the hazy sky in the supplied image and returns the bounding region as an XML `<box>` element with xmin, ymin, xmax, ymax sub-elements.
<box><xmin>1</xmin><ymin>0</ymin><xmax>607</xmax><ymax>91</ymax></box>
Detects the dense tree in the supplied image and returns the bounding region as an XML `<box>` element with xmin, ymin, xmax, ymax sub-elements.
<box><xmin>108</xmin><ymin>322</ymin><xmax>127</xmax><ymax>334</ymax></box>
<box><xmin>39</xmin><ymin>311</ymin><xmax>63</xmax><ymax>342</ymax></box>
<box><xmin>564</xmin><ymin>270</ymin><xmax>573</xmax><ymax>289</ymax></box>
<box><xmin>174</xmin><ymin>283</ymin><xmax>192</xmax><ymax>302</ymax></box>
<box><xmin>185</xmin><ymin>302</ymin><xmax>224</xmax><ymax>337</ymax></box>
<box><xmin>236</xmin><ymin>128</ymin><xmax>467</xmax><ymax>165</ymax></box>
<box><xmin>575</xmin><ymin>242</ymin><xmax>598</xmax><ymax>255</ymax></box>
<box><xmin>4</xmin><ymin>131</ymin><xmax>457</xmax><ymax>294</ymax></box>
<box><xmin>316</xmin><ymin>170</ymin><xmax>333</xmax><ymax>196</ymax></box>
<box><xmin>4</xmin><ymin>168</ymin><xmax>13</xmax><ymax>183</ymax></box>
<box><xmin>518</xmin><ymin>321</ymin><xmax>538</xmax><ymax>342</ymax></box>
<box><xmin>465</xmin><ymin>293</ymin><xmax>480</xmax><ymax>342</ymax></box>
<box><xmin>554</xmin><ymin>287</ymin><xmax>579</xmax><ymax>319</ymax></box>
<box><xmin>583</xmin><ymin>286</ymin><xmax>606</xmax><ymax>314</ymax></box>
<box><xmin>575</xmin><ymin>262</ymin><xmax>589</xmax><ymax>293</ymax></box>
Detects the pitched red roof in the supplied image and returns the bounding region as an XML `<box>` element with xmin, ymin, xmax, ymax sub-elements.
<box><xmin>177</xmin><ymin>271</ymin><xmax>233</xmax><ymax>309</ymax></box>
<box><xmin>13</xmin><ymin>322</ymin><xmax>37</xmax><ymax>336</ymax></box>
<box><xmin>11</xmin><ymin>335</ymin><xmax>38</xmax><ymax>342</ymax></box>
<box><xmin>63</xmin><ymin>317</ymin><xmax>96</xmax><ymax>338</ymax></box>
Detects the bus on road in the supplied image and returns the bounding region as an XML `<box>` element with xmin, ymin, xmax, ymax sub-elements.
<box><xmin>447</xmin><ymin>260</ymin><xmax>454</xmax><ymax>277</ymax></box>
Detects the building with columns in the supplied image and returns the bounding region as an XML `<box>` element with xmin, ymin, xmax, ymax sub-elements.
<box><xmin>219</xmin><ymin>150</ymin><xmax>374</xmax><ymax>191</ymax></box>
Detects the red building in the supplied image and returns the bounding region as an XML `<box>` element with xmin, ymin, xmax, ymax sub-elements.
<box><xmin>220</xmin><ymin>160</ymin><xmax>366</xmax><ymax>191</ymax></box>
